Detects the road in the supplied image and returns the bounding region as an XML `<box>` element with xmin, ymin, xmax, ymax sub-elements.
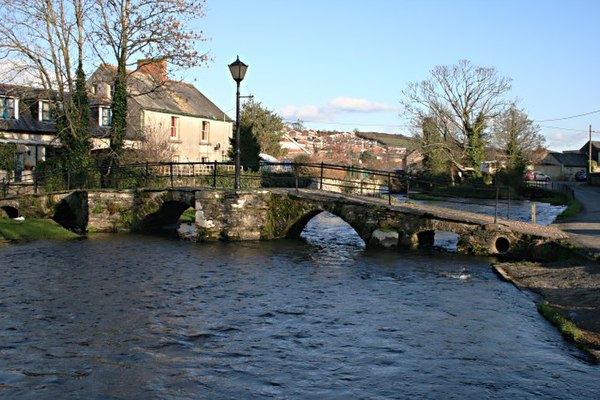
<box><xmin>553</xmin><ymin>182</ymin><xmax>600</xmax><ymax>258</ymax></box>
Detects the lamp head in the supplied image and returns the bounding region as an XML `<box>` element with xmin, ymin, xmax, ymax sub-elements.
<box><xmin>228</xmin><ymin>56</ymin><xmax>248</xmax><ymax>83</ymax></box>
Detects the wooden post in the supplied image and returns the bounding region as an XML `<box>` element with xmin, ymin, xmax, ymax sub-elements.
<box><xmin>170</xmin><ymin>163</ymin><xmax>174</xmax><ymax>188</ymax></box>
<box><xmin>507</xmin><ymin>188</ymin><xmax>511</xmax><ymax>220</ymax></box>
<box><xmin>531</xmin><ymin>202</ymin><xmax>537</xmax><ymax>224</ymax></box>
<box><xmin>494</xmin><ymin>186</ymin><xmax>499</xmax><ymax>223</ymax></box>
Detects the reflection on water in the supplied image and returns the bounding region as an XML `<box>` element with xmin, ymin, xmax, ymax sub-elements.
<box><xmin>0</xmin><ymin>212</ymin><xmax>596</xmax><ymax>399</ymax></box>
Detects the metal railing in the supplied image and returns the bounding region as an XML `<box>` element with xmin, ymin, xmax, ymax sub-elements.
<box><xmin>0</xmin><ymin>161</ymin><xmax>571</xmax><ymax>224</ymax></box>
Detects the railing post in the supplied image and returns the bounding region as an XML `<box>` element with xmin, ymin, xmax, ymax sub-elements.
<box><xmin>67</xmin><ymin>167</ymin><xmax>71</xmax><ymax>190</ymax></box>
<box><xmin>406</xmin><ymin>178</ymin><xmax>410</xmax><ymax>200</ymax></box>
<box><xmin>387</xmin><ymin>172</ymin><xmax>391</xmax><ymax>205</ymax></box>
<box><xmin>320</xmin><ymin>162</ymin><xmax>324</xmax><ymax>190</ymax></box>
<box><xmin>531</xmin><ymin>202</ymin><xmax>537</xmax><ymax>224</ymax></box>
<box><xmin>145</xmin><ymin>161</ymin><xmax>149</xmax><ymax>186</ymax></box>
<box><xmin>213</xmin><ymin>160</ymin><xmax>217</xmax><ymax>188</ymax></box>
<box><xmin>33</xmin><ymin>169</ymin><xmax>38</xmax><ymax>194</ymax></box>
<box><xmin>295</xmin><ymin>166</ymin><xmax>299</xmax><ymax>192</ymax></box>
<box><xmin>170</xmin><ymin>163</ymin><xmax>174</xmax><ymax>188</ymax></box>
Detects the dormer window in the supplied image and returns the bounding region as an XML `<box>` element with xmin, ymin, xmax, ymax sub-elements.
<box><xmin>39</xmin><ymin>100</ymin><xmax>54</xmax><ymax>122</ymax></box>
<box><xmin>100</xmin><ymin>107</ymin><xmax>112</xmax><ymax>126</ymax></box>
<box><xmin>0</xmin><ymin>97</ymin><xmax>18</xmax><ymax>119</ymax></box>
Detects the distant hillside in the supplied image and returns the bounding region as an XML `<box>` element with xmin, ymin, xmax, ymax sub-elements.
<box><xmin>355</xmin><ymin>131</ymin><xmax>418</xmax><ymax>150</ymax></box>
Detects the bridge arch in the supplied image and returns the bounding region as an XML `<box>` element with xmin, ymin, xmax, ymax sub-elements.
<box><xmin>283</xmin><ymin>207</ymin><xmax>370</xmax><ymax>245</ymax></box>
<box><xmin>138</xmin><ymin>200</ymin><xmax>194</xmax><ymax>232</ymax></box>
<box><xmin>285</xmin><ymin>209</ymin><xmax>324</xmax><ymax>238</ymax></box>
<box><xmin>1</xmin><ymin>205</ymin><xmax>19</xmax><ymax>219</ymax></box>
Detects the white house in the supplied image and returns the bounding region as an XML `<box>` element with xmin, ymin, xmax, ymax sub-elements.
<box><xmin>87</xmin><ymin>60</ymin><xmax>233</xmax><ymax>163</ymax></box>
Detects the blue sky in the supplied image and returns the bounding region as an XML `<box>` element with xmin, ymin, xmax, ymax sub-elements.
<box><xmin>181</xmin><ymin>0</ymin><xmax>600</xmax><ymax>151</ymax></box>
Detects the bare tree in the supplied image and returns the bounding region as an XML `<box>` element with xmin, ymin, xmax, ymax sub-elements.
<box><xmin>90</xmin><ymin>0</ymin><xmax>209</xmax><ymax>160</ymax></box>
<box><xmin>402</xmin><ymin>60</ymin><xmax>512</xmax><ymax>172</ymax></box>
<box><xmin>120</xmin><ymin>125</ymin><xmax>175</xmax><ymax>164</ymax></box>
<box><xmin>491</xmin><ymin>105</ymin><xmax>544</xmax><ymax>171</ymax></box>
<box><xmin>0</xmin><ymin>0</ymin><xmax>93</xmax><ymax>158</ymax></box>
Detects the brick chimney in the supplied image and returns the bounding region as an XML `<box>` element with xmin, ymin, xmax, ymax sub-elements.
<box><xmin>137</xmin><ymin>58</ymin><xmax>167</xmax><ymax>82</ymax></box>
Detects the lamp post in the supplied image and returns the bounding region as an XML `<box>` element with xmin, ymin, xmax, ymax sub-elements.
<box><xmin>228</xmin><ymin>56</ymin><xmax>248</xmax><ymax>190</ymax></box>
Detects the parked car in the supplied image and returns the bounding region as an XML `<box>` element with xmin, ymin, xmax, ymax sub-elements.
<box><xmin>575</xmin><ymin>169</ymin><xmax>588</xmax><ymax>182</ymax></box>
<box><xmin>533</xmin><ymin>171</ymin><xmax>551</xmax><ymax>181</ymax></box>
<box><xmin>524</xmin><ymin>170</ymin><xmax>536</xmax><ymax>181</ymax></box>
<box><xmin>525</xmin><ymin>170</ymin><xmax>551</xmax><ymax>181</ymax></box>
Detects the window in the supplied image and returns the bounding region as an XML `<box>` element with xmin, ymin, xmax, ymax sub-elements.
<box><xmin>0</xmin><ymin>97</ymin><xmax>17</xmax><ymax>119</ymax></box>
<box><xmin>39</xmin><ymin>100</ymin><xmax>54</xmax><ymax>122</ymax></box>
<box><xmin>170</xmin><ymin>116</ymin><xmax>179</xmax><ymax>138</ymax></box>
<box><xmin>201</xmin><ymin>121</ymin><xmax>210</xmax><ymax>142</ymax></box>
<box><xmin>100</xmin><ymin>107</ymin><xmax>112</xmax><ymax>127</ymax></box>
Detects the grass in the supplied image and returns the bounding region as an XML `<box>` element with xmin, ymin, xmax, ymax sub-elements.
<box><xmin>537</xmin><ymin>302</ymin><xmax>583</xmax><ymax>342</ymax></box>
<box><xmin>407</xmin><ymin>193</ymin><xmax>446</xmax><ymax>201</ymax></box>
<box><xmin>178</xmin><ymin>208</ymin><xmax>196</xmax><ymax>223</ymax></box>
<box><xmin>0</xmin><ymin>218</ymin><xmax>80</xmax><ymax>243</ymax></box>
<box><xmin>555</xmin><ymin>198</ymin><xmax>584</xmax><ymax>221</ymax></box>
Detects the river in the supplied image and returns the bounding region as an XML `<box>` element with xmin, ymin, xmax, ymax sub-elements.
<box><xmin>0</xmin><ymin>207</ymin><xmax>597</xmax><ymax>399</ymax></box>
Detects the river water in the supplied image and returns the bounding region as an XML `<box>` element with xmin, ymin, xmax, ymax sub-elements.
<box><xmin>0</xmin><ymin>208</ymin><xmax>597</xmax><ymax>399</ymax></box>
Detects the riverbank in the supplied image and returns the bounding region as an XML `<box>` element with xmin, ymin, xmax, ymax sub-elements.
<box><xmin>494</xmin><ymin>260</ymin><xmax>600</xmax><ymax>362</ymax></box>
<box><xmin>0</xmin><ymin>218</ymin><xmax>79</xmax><ymax>243</ymax></box>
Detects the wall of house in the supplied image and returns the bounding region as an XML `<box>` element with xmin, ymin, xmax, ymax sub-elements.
<box><xmin>143</xmin><ymin>110</ymin><xmax>232</xmax><ymax>163</ymax></box>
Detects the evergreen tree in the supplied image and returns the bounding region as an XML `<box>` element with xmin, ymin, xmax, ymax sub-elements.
<box><xmin>239</xmin><ymin>99</ymin><xmax>285</xmax><ymax>159</ymax></box>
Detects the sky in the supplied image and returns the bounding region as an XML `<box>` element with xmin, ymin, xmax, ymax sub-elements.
<box><xmin>178</xmin><ymin>0</ymin><xmax>600</xmax><ymax>152</ymax></box>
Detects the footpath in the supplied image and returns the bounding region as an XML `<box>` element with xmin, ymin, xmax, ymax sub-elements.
<box><xmin>495</xmin><ymin>183</ymin><xmax>600</xmax><ymax>361</ymax></box>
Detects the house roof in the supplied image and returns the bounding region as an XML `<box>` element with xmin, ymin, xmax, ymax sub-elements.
<box><xmin>579</xmin><ymin>140</ymin><xmax>600</xmax><ymax>153</ymax></box>
<box><xmin>91</xmin><ymin>64</ymin><xmax>232</xmax><ymax>122</ymax></box>
<box><xmin>545</xmin><ymin>151</ymin><xmax>588</xmax><ymax>167</ymax></box>
<box><xmin>0</xmin><ymin>84</ymin><xmax>57</xmax><ymax>134</ymax></box>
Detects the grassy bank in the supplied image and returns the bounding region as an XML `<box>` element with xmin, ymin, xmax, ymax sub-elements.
<box><xmin>537</xmin><ymin>302</ymin><xmax>583</xmax><ymax>342</ymax></box>
<box><xmin>555</xmin><ymin>198</ymin><xmax>584</xmax><ymax>221</ymax></box>
<box><xmin>0</xmin><ymin>218</ymin><xmax>80</xmax><ymax>243</ymax></box>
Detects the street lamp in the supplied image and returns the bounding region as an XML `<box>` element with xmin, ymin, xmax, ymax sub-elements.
<box><xmin>228</xmin><ymin>56</ymin><xmax>248</xmax><ymax>190</ymax></box>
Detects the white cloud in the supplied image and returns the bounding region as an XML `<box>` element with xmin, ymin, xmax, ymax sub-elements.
<box><xmin>280</xmin><ymin>104</ymin><xmax>333</xmax><ymax>121</ymax></box>
<box><xmin>280</xmin><ymin>97</ymin><xmax>398</xmax><ymax>122</ymax></box>
<box><xmin>328</xmin><ymin>97</ymin><xmax>397</xmax><ymax>113</ymax></box>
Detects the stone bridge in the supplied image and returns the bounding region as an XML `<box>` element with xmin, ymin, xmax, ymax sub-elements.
<box><xmin>0</xmin><ymin>187</ymin><xmax>569</xmax><ymax>259</ymax></box>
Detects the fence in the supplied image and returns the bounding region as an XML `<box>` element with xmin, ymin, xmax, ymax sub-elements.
<box><xmin>0</xmin><ymin>160</ymin><xmax>573</xmax><ymax>224</ymax></box>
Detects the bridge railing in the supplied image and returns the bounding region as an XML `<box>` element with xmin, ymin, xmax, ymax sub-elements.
<box><xmin>0</xmin><ymin>161</ymin><xmax>567</xmax><ymax>224</ymax></box>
